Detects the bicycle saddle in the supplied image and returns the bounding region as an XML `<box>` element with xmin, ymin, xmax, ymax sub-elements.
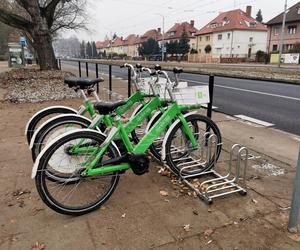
<box><xmin>94</xmin><ymin>100</ymin><xmax>126</xmax><ymax>115</ymax></box>
<box><xmin>173</xmin><ymin>67</ymin><xmax>183</xmax><ymax>74</ymax></box>
<box><xmin>64</xmin><ymin>77</ymin><xmax>104</xmax><ymax>89</ymax></box>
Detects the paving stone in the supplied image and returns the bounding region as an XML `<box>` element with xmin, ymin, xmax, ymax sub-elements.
<box><xmin>211</xmin><ymin>217</ymin><xmax>300</xmax><ymax>250</ymax></box>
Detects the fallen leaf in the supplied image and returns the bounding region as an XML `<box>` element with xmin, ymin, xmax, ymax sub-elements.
<box><xmin>193</xmin><ymin>210</ymin><xmax>198</xmax><ymax>215</ymax></box>
<box><xmin>10</xmin><ymin>219</ymin><xmax>17</xmax><ymax>224</ymax></box>
<box><xmin>159</xmin><ymin>190</ymin><xmax>169</xmax><ymax>196</ymax></box>
<box><xmin>31</xmin><ymin>241</ymin><xmax>45</xmax><ymax>250</ymax></box>
<box><xmin>204</xmin><ymin>228</ymin><xmax>214</xmax><ymax>237</ymax></box>
<box><xmin>183</xmin><ymin>224</ymin><xmax>191</xmax><ymax>232</ymax></box>
<box><xmin>32</xmin><ymin>207</ymin><xmax>44</xmax><ymax>216</ymax></box>
<box><xmin>12</xmin><ymin>189</ymin><xmax>31</xmax><ymax>197</ymax></box>
<box><xmin>206</xmin><ymin>240</ymin><xmax>213</xmax><ymax>245</ymax></box>
<box><xmin>121</xmin><ymin>213</ymin><xmax>126</xmax><ymax>218</ymax></box>
<box><xmin>200</xmin><ymin>184</ymin><xmax>209</xmax><ymax>191</ymax></box>
<box><xmin>251</xmin><ymin>198</ymin><xmax>258</xmax><ymax>204</ymax></box>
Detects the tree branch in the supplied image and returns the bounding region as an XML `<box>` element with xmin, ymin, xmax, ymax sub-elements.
<box><xmin>45</xmin><ymin>0</ymin><xmax>62</xmax><ymax>28</ymax></box>
<box><xmin>0</xmin><ymin>7</ymin><xmax>33</xmax><ymax>32</ymax></box>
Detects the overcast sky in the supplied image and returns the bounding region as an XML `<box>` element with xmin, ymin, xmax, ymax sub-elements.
<box><xmin>64</xmin><ymin>0</ymin><xmax>299</xmax><ymax>41</ymax></box>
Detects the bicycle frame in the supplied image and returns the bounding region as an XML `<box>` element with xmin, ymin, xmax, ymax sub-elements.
<box><xmin>78</xmin><ymin>102</ymin><xmax>201</xmax><ymax>177</ymax></box>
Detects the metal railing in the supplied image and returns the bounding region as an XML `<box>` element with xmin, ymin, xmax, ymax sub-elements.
<box><xmin>57</xmin><ymin>58</ymin><xmax>215</xmax><ymax>119</ymax></box>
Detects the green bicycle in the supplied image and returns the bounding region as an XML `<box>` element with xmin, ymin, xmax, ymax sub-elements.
<box><xmin>31</xmin><ymin>70</ymin><xmax>221</xmax><ymax>215</ymax></box>
<box><xmin>29</xmin><ymin>64</ymin><xmax>188</xmax><ymax>162</ymax></box>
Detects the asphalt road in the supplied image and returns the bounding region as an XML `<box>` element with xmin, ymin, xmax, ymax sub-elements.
<box><xmin>61</xmin><ymin>61</ymin><xmax>300</xmax><ymax>136</ymax></box>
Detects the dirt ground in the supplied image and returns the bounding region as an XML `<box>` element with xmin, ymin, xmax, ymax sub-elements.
<box><xmin>0</xmin><ymin>95</ymin><xmax>300</xmax><ymax>249</ymax></box>
<box><xmin>0</xmin><ymin>64</ymin><xmax>300</xmax><ymax>249</ymax></box>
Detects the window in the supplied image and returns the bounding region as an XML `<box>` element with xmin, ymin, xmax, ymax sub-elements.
<box><xmin>206</xmin><ymin>36</ymin><xmax>210</xmax><ymax>41</ymax></box>
<box><xmin>288</xmin><ymin>25</ymin><xmax>297</xmax><ymax>34</ymax></box>
<box><xmin>274</xmin><ymin>27</ymin><xmax>279</xmax><ymax>36</ymax></box>
<box><xmin>249</xmin><ymin>37</ymin><xmax>253</xmax><ymax>42</ymax></box>
<box><xmin>272</xmin><ymin>44</ymin><xmax>278</xmax><ymax>51</ymax></box>
<box><xmin>199</xmin><ymin>37</ymin><xmax>202</xmax><ymax>42</ymax></box>
<box><xmin>298</xmin><ymin>7</ymin><xmax>300</xmax><ymax>14</ymax></box>
<box><xmin>249</xmin><ymin>22</ymin><xmax>256</xmax><ymax>27</ymax></box>
<box><xmin>227</xmin><ymin>33</ymin><xmax>231</xmax><ymax>39</ymax></box>
<box><xmin>285</xmin><ymin>44</ymin><xmax>294</xmax><ymax>51</ymax></box>
<box><xmin>218</xmin><ymin>34</ymin><xmax>222</xmax><ymax>40</ymax></box>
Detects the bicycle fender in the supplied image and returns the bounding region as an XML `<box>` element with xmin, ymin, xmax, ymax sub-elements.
<box><xmin>161</xmin><ymin>111</ymin><xmax>198</xmax><ymax>161</ymax></box>
<box><xmin>31</xmin><ymin>129</ymin><xmax>120</xmax><ymax>179</ymax></box>
<box><xmin>29</xmin><ymin>114</ymin><xmax>95</xmax><ymax>149</ymax></box>
<box><xmin>130</xmin><ymin>104</ymin><xmax>144</xmax><ymax>119</ymax></box>
<box><xmin>25</xmin><ymin>106</ymin><xmax>77</xmax><ymax>135</ymax></box>
<box><xmin>145</xmin><ymin>110</ymin><xmax>162</xmax><ymax>133</ymax></box>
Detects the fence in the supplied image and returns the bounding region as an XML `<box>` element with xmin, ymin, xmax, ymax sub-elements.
<box><xmin>57</xmin><ymin>58</ymin><xmax>215</xmax><ymax>119</ymax></box>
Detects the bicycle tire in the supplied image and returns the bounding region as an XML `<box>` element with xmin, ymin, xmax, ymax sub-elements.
<box><xmin>164</xmin><ymin>114</ymin><xmax>222</xmax><ymax>176</ymax></box>
<box><xmin>35</xmin><ymin>130</ymin><xmax>120</xmax><ymax>216</ymax></box>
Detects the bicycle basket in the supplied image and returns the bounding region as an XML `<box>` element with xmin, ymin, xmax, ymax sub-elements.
<box><xmin>172</xmin><ymin>86</ymin><xmax>210</xmax><ymax>105</ymax></box>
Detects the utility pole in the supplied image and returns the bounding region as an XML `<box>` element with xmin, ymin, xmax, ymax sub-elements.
<box><xmin>278</xmin><ymin>0</ymin><xmax>288</xmax><ymax>67</ymax></box>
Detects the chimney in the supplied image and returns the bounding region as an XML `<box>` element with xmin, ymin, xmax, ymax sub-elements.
<box><xmin>190</xmin><ymin>20</ymin><xmax>195</xmax><ymax>27</ymax></box>
<box><xmin>246</xmin><ymin>6</ymin><xmax>252</xmax><ymax>17</ymax></box>
<box><xmin>158</xmin><ymin>28</ymin><xmax>161</xmax><ymax>33</ymax></box>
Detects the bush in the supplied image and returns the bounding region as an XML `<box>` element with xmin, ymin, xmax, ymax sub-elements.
<box><xmin>204</xmin><ymin>45</ymin><xmax>212</xmax><ymax>54</ymax></box>
<box><xmin>190</xmin><ymin>48</ymin><xmax>198</xmax><ymax>54</ymax></box>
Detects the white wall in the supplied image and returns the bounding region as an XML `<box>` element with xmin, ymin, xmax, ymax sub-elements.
<box><xmin>212</xmin><ymin>30</ymin><xmax>267</xmax><ymax>57</ymax></box>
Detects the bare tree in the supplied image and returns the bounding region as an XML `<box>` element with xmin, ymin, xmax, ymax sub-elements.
<box><xmin>0</xmin><ymin>0</ymin><xmax>86</xmax><ymax>70</ymax></box>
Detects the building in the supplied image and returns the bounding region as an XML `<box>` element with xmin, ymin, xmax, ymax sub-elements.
<box><xmin>267</xmin><ymin>1</ymin><xmax>300</xmax><ymax>53</ymax></box>
<box><xmin>139</xmin><ymin>28</ymin><xmax>162</xmax><ymax>44</ymax></box>
<box><xmin>123</xmin><ymin>34</ymin><xmax>139</xmax><ymax>58</ymax></box>
<box><xmin>194</xmin><ymin>6</ymin><xmax>267</xmax><ymax>62</ymax></box>
<box><xmin>162</xmin><ymin>20</ymin><xmax>198</xmax><ymax>50</ymax></box>
<box><xmin>95</xmin><ymin>37</ymin><xmax>111</xmax><ymax>56</ymax></box>
<box><xmin>110</xmin><ymin>36</ymin><xmax>124</xmax><ymax>55</ymax></box>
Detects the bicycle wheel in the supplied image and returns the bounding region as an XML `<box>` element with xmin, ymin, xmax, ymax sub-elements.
<box><xmin>26</xmin><ymin>106</ymin><xmax>77</xmax><ymax>145</ymax></box>
<box><xmin>35</xmin><ymin>130</ymin><xmax>120</xmax><ymax>215</ymax></box>
<box><xmin>147</xmin><ymin>111</ymin><xmax>197</xmax><ymax>161</ymax></box>
<box><xmin>164</xmin><ymin>114</ymin><xmax>222</xmax><ymax>176</ymax></box>
<box><xmin>31</xmin><ymin>115</ymin><xmax>93</xmax><ymax>162</ymax></box>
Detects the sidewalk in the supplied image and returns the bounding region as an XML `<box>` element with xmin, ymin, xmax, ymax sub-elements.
<box><xmin>0</xmin><ymin>68</ymin><xmax>300</xmax><ymax>249</ymax></box>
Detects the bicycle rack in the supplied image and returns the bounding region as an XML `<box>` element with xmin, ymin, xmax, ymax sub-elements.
<box><xmin>178</xmin><ymin>134</ymin><xmax>249</xmax><ymax>204</ymax></box>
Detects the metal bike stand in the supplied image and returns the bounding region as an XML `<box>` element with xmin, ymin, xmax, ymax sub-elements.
<box><xmin>178</xmin><ymin>134</ymin><xmax>249</xmax><ymax>204</ymax></box>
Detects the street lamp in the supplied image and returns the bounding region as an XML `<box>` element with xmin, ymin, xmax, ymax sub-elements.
<box><xmin>156</xmin><ymin>13</ymin><xmax>165</xmax><ymax>61</ymax></box>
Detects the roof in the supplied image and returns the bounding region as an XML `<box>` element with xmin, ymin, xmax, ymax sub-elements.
<box><xmin>140</xmin><ymin>29</ymin><xmax>162</xmax><ymax>43</ymax></box>
<box><xmin>95</xmin><ymin>39</ymin><xmax>110</xmax><ymax>49</ymax></box>
<box><xmin>267</xmin><ymin>1</ymin><xmax>300</xmax><ymax>25</ymax></box>
<box><xmin>123</xmin><ymin>34</ymin><xmax>139</xmax><ymax>45</ymax></box>
<box><xmin>165</xmin><ymin>21</ymin><xmax>198</xmax><ymax>39</ymax></box>
<box><xmin>196</xmin><ymin>9</ymin><xmax>267</xmax><ymax>35</ymax></box>
<box><xmin>112</xmin><ymin>36</ymin><xmax>123</xmax><ymax>47</ymax></box>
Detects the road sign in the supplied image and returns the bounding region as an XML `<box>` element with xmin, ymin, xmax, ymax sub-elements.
<box><xmin>19</xmin><ymin>36</ymin><xmax>27</xmax><ymax>46</ymax></box>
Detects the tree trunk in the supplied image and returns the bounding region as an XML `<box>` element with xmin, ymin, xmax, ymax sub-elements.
<box><xmin>33</xmin><ymin>32</ymin><xmax>58</xmax><ymax>70</ymax></box>
<box><xmin>30</xmin><ymin>9</ymin><xmax>58</xmax><ymax>70</ymax></box>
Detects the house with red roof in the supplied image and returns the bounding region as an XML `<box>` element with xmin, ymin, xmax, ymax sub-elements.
<box><xmin>123</xmin><ymin>34</ymin><xmax>140</xmax><ymax>58</ymax></box>
<box><xmin>195</xmin><ymin>6</ymin><xmax>267</xmax><ymax>61</ymax></box>
<box><xmin>139</xmin><ymin>28</ymin><xmax>162</xmax><ymax>43</ymax></box>
<box><xmin>110</xmin><ymin>36</ymin><xmax>124</xmax><ymax>55</ymax></box>
<box><xmin>95</xmin><ymin>37</ymin><xmax>111</xmax><ymax>55</ymax></box>
<box><xmin>162</xmin><ymin>20</ymin><xmax>198</xmax><ymax>51</ymax></box>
